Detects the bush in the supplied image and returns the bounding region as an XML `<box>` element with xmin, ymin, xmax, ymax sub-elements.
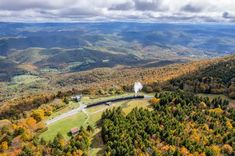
<box><xmin>143</xmin><ymin>86</ymin><xmax>153</xmax><ymax>93</ymax></box>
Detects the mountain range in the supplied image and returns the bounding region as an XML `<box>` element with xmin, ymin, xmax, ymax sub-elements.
<box><xmin>0</xmin><ymin>22</ymin><xmax>235</xmax><ymax>102</ymax></box>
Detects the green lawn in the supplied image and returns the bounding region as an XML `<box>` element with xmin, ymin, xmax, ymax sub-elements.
<box><xmin>40</xmin><ymin>112</ymin><xmax>87</xmax><ymax>141</ymax></box>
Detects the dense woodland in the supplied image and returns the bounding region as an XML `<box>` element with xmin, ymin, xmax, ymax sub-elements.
<box><xmin>101</xmin><ymin>91</ymin><xmax>234</xmax><ymax>156</ymax></box>
<box><xmin>170</xmin><ymin>56</ymin><xmax>235</xmax><ymax>99</ymax></box>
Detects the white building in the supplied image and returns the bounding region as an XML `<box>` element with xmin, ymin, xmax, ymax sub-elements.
<box><xmin>71</xmin><ymin>95</ymin><xmax>82</xmax><ymax>102</ymax></box>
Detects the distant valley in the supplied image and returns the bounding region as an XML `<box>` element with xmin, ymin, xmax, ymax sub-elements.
<box><xmin>0</xmin><ymin>22</ymin><xmax>235</xmax><ymax>102</ymax></box>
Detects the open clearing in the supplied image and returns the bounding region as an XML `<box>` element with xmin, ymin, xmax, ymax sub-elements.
<box><xmin>40</xmin><ymin>112</ymin><xmax>87</xmax><ymax>141</ymax></box>
<box><xmin>40</xmin><ymin>97</ymin><xmax>151</xmax><ymax>142</ymax></box>
<box><xmin>11</xmin><ymin>74</ymin><xmax>45</xmax><ymax>85</ymax></box>
<box><xmin>39</xmin><ymin>93</ymin><xmax>152</xmax><ymax>155</ymax></box>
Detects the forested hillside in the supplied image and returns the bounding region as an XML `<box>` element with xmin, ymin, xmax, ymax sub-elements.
<box><xmin>101</xmin><ymin>91</ymin><xmax>234</xmax><ymax>156</ymax></box>
<box><xmin>1</xmin><ymin>55</ymin><xmax>234</xmax><ymax>120</ymax></box>
<box><xmin>171</xmin><ymin>55</ymin><xmax>235</xmax><ymax>98</ymax></box>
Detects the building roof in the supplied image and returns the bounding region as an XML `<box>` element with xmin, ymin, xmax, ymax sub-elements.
<box><xmin>70</xmin><ymin>127</ymin><xmax>79</xmax><ymax>134</ymax></box>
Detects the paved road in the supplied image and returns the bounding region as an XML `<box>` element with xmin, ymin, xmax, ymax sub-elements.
<box><xmin>144</xmin><ymin>95</ymin><xmax>154</xmax><ymax>99</ymax></box>
<box><xmin>46</xmin><ymin>103</ymin><xmax>86</xmax><ymax>125</ymax></box>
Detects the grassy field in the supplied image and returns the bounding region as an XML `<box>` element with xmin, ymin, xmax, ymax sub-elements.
<box><xmin>197</xmin><ymin>93</ymin><xmax>235</xmax><ymax>108</ymax></box>
<box><xmin>40</xmin><ymin>112</ymin><xmax>87</xmax><ymax>141</ymax></box>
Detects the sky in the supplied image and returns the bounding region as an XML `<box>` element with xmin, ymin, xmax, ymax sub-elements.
<box><xmin>0</xmin><ymin>0</ymin><xmax>234</xmax><ymax>22</ymax></box>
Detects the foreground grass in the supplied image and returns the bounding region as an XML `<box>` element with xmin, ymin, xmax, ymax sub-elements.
<box><xmin>40</xmin><ymin>112</ymin><xmax>87</xmax><ymax>141</ymax></box>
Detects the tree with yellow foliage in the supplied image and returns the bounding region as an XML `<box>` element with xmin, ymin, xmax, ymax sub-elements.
<box><xmin>0</xmin><ymin>141</ymin><xmax>8</xmax><ymax>151</ymax></box>
<box><xmin>207</xmin><ymin>145</ymin><xmax>221</xmax><ymax>156</ymax></box>
<box><xmin>21</xmin><ymin>129</ymin><xmax>33</xmax><ymax>141</ymax></box>
<box><xmin>41</xmin><ymin>105</ymin><xmax>53</xmax><ymax>116</ymax></box>
<box><xmin>209</xmin><ymin>108</ymin><xmax>223</xmax><ymax>114</ymax></box>
<box><xmin>226</xmin><ymin>120</ymin><xmax>233</xmax><ymax>129</ymax></box>
<box><xmin>31</xmin><ymin>109</ymin><xmax>45</xmax><ymax>122</ymax></box>
<box><xmin>190</xmin><ymin>129</ymin><xmax>200</xmax><ymax>143</ymax></box>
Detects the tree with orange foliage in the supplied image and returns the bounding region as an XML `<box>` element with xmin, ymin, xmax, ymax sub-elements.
<box><xmin>180</xmin><ymin>147</ymin><xmax>190</xmax><ymax>156</ymax></box>
<box><xmin>26</xmin><ymin>117</ymin><xmax>37</xmax><ymax>128</ymax></box>
<box><xmin>149</xmin><ymin>97</ymin><xmax>160</xmax><ymax>105</ymax></box>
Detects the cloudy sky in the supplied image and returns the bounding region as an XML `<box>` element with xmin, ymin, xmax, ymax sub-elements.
<box><xmin>0</xmin><ymin>0</ymin><xmax>235</xmax><ymax>22</ymax></box>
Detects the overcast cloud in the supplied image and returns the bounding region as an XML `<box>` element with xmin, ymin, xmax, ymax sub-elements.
<box><xmin>0</xmin><ymin>0</ymin><xmax>234</xmax><ymax>22</ymax></box>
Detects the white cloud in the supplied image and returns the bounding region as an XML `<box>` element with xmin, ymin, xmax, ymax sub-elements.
<box><xmin>0</xmin><ymin>0</ymin><xmax>234</xmax><ymax>22</ymax></box>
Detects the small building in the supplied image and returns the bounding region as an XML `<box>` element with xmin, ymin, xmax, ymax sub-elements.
<box><xmin>71</xmin><ymin>95</ymin><xmax>82</xmax><ymax>102</ymax></box>
<box><xmin>70</xmin><ymin>127</ymin><xmax>79</xmax><ymax>135</ymax></box>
